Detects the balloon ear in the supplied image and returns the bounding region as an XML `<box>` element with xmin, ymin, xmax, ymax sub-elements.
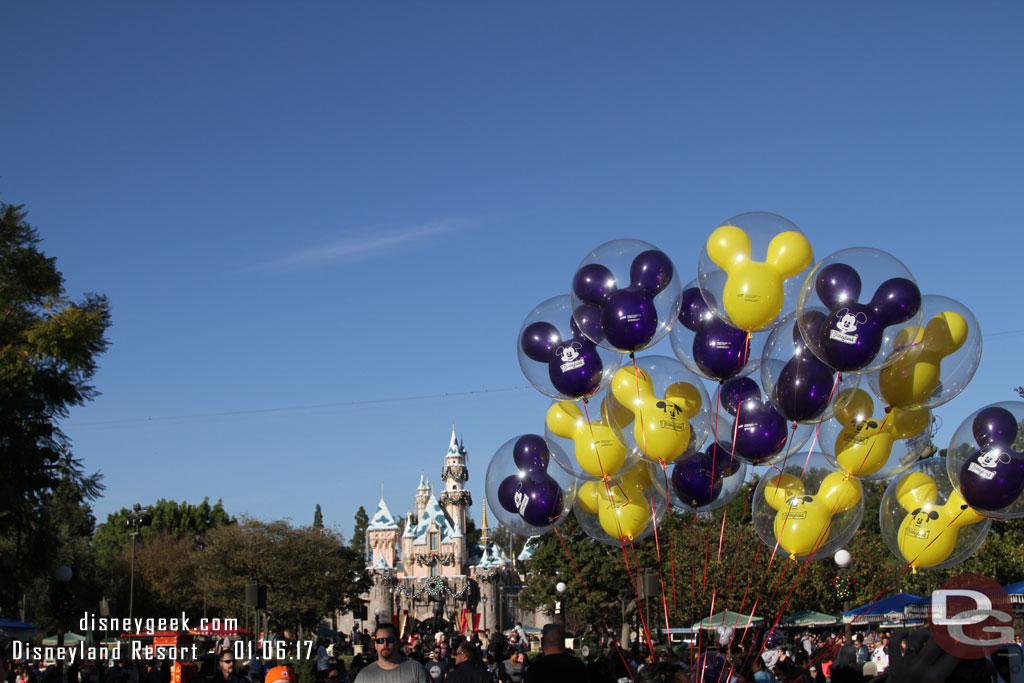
<box><xmin>546</xmin><ymin>401</ymin><xmax>583</xmax><ymax>439</ymax></box>
<box><xmin>888</xmin><ymin>408</ymin><xmax>930</xmax><ymax>440</ymax></box>
<box><xmin>764</xmin><ymin>473</ymin><xmax>804</xmax><ymax>511</ymax></box>
<box><xmin>720</xmin><ymin>377</ymin><xmax>761</xmax><ymax>415</ymax></box>
<box><xmin>612</xmin><ymin>367</ymin><xmax>651</xmax><ymax>406</ymax></box>
<box><xmin>573</xmin><ymin>263</ymin><xmax>616</xmax><ymax>305</ymax></box>
<box><xmin>921</xmin><ymin>311</ymin><xmax>968</xmax><ymax>357</ymax></box>
<box><xmin>895</xmin><ymin>472</ymin><xmax>938</xmax><ymax>513</ymax></box>
<box><xmin>630</xmin><ymin>249</ymin><xmax>674</xmax><ymax>296</ymax></box>
<box><xmin>521</xmin><ymin>321</ymin><xmax>561</xmax><ymax>363</ymax></box>
<box><xmin>869</xmin><ymin>278</ymin><xmax>921</xmax><ymax>326</ymax></box>
<box><xmin>818</xmin><ymin>472</ymin><xmax>861</xmax><ymax>512</ymax></box>
<box><xmin>679</xmin><ymin>287</ymin><xmax>711</xmax><ymax>331</ymax></box>
<box><xmin>706</xmin><ymin>225</ymin><xmax>752</xmax><ymax>273</ymax></box>
<box><xmin>892</xmin><ymin>324</ymin><xmax>924</xmax><ymax>351</ymax></box>
<box><xmin>945</xmin><ymin>489</ymin><xmax>984</xmax><ymax>525</ymax></box>
<box><xmin>833</xmin><ymin>388</ymin><xmax>873</xmax><ymax>427</ymax></box>
<box><xmin>576</xmin><ymin>480</ymin><xmax>602</xmax><ymax>515</ymax></box>
<box><xmin>765</xmin><ymin>231</ymin><xmax>813</xmax><ymax>279</ymax></box>
<box><xmin>815</xmin><ymin>263</ymin><xmax>862</xmax><ymax>310</ymax></box>
<box><xmin>795</xmin><ymin>310</ymin><xmax>826</xmax><ymax>347</ymax></box>
<box><xmin>665</xmin><ymin>381</ymin><xmax>703</xmax><ymax>418</ymax></box>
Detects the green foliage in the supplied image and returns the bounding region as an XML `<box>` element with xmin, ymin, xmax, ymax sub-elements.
<box><xmin>314</xmin><ymin>504</ymin><xmax>324</xmax><ymax>530</ymax></box>
<box><xmin>351</xmin><ymin>506</ymin><xmax>369</xmax><ymax>559</ymax></box>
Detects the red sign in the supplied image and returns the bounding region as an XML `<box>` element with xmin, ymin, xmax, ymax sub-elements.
<box><xmin>929</xmin><ymin>573</ymin><xmax>1013</xmax><ymax>658</ymax></box>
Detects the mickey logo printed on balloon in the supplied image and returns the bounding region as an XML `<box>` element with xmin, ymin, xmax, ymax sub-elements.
<box><xmin>878</xmin><ymin>311</ymin><xmax>968</xmax><ymax>409</ymax></box>
<box><xmin>573</xmin><ymin>249</ymin><xmax>675</xmax><ymax>352</ymax></box>
<box><xmin>611</xmin><ymin>366</ymin><xmax>702</xmax><ymax>465</ymax></box>
<box><xmin>720</xmin><ymin>376</ymin><xmax>789</xmax><ymax>464</ymax></box>
<box><xmin>706</xmin><ymin>225</ymin><xmax>813</xmax><ymax>332</ymax></box>
<box><xmin>763</xmin><ymin>471</ymin><xmax>861</xmax><ymax>558</ymax></box>
<box><xmin>813</xmin><ymin>263</ymin><xmax>921</xmax><ymax>372</ymax></box>
<box><xmin>520</xmin><ymin>312</ymin><xmax>605</xmax><ymax>399</ymax></box>
<box><xmin>677</xmin><ymin>287</ymin><xmax>751</xmax><ymax>381</ymax></box>
<box><xmin>546</xmin><ymin>397</ymin><xmax>630</xmax><ymax>478</ymax></box>
<box><xmin>959</xmin><ymin>406</ymin><xmax>1024</xmax><ymax>512</ymax></box>
<box><xmin>832</xmin><ymin>389</ymin><xmax>930</xmax><ymax>477</ymax></box>
<box><xmin>497</xmin><ymin>435</ymin><xmax>565</xmax><ymax>528</ymax></box>
<box><xmin>895</xmin><ymin>471</ymin><xmax>984</xmax><ymax>569</ymax></box>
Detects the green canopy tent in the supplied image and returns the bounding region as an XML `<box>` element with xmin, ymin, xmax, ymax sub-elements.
<box><xmin>42</xmin><ymin>632</ymin><xmax>86</xmax><ymax>646</ymax></box>
<box><xmin>691</xmin><ymin>611</ymin><xmax>763</xmax><ymax>631</ymax></box>
<box><xmin>778</xmin><ymin>611</ymin><xmax>838</xmax><ymax>628</ymax></box>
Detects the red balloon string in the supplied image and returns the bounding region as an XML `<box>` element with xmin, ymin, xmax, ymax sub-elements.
<box><xmin>612</xmin><ymin>640</ymin><xmax>635</xmax><ymax>681</ymax></box>
<box><xmin>802</xmin><ymin>371</ymin><xmax>842</xmax><ymax>461</ymax></box>
<box><xmin>852</xmin><ymin>410</ymin><xmax>891</xmax><ymax>476</ymax></box>
<box><xmin>550</xmin><ymin>520</ymin><xmax>590</xmax><ymax>595</ymax></box>
<box><xmin>622</xmin><ymin>539</ymin><xmax>655</xmax><ymax>661</ymax></box>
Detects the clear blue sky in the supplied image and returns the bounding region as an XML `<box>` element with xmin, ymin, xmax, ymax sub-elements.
<box><xmin>2</xmin><ymin>3</ymin><xmax>1022</xmax><ymax>540</ymax></box>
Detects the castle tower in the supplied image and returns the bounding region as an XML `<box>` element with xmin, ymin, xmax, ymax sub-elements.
<box><xmin>366</xmin><ymin>496</ymin><xmax>401</xmax><ymax>568</ymax></box>
<box><xmin>415</xmin><ymin>471</ymin><xmax>431</xmax><ymax>519</ymax></box>
<box><xmin>439</xmin><ymin>425</ymin><xmax>471</xmax><ymax>535</ymax></box>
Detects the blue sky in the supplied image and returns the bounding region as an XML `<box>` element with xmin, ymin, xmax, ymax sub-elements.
<box><xmin>2</xmin><ymin>3</ymin><xmax>1022</xmax><ymax>540</ymax></box>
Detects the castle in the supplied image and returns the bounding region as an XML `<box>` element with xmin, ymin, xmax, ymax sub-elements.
<box><xmin>362</xmin><ymin>426</ymin><xmax>515</xmax><ymax>634</ymax></box>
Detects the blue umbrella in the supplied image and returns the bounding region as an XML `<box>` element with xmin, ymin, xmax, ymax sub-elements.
<box><xmin>843</xmin><ymin>592</ymin><xmax>928</xmax><ymax>624</ymax></box>
<box><xmin>0</xmin><ymin>617</ymin><xmax>38</xmax><ymax>640</ymax></box>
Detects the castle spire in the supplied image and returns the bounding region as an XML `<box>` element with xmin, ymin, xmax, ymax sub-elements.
<box><xmin>480</xmin><ymin>497</ymin><xmax>490</xmax><ymax>546</ymax></box>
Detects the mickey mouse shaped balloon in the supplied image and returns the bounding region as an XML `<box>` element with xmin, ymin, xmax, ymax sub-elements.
<box><xmin>570</xmin><ymin>239</ymin><xmax>683</xmax><ymax>354</ymax></box>
<box><xmin>607</xmin><ymin>356</ymin><xmax>711</xmax><ymax>466</ymax></box>
<box><xmin>670</xmin><ymin>283</ymin><xmax>761</xmax><ymax>382</ymax></box>
<box><xmin>868</xmin><ymin>294</ymin><xmax>982</xmax><ymax>412</ymax></box>
<box><xmin>880</xmin><ymin>461</ymin><xmax>990</xmax><ymax>570</ymax></box>
<box><xmin>821</xmin><ymin>388</ymin><xmax>931</xmax><ymax>480</ymax></box>
<box><xmin>797</xmin><ymin>249</ymin><xmax>922</xmax><ymax>374</ymax></box>
<box><xmin>518</xmin><ymin>295</ymin><xmax>623</xmax><ymax>400</ymax></box>
<box><xmin>485</xmin><ymin>434</ymin><xmax>577</xmax><ymax>537</ymax></box>
<box><xmin>670</xmin><ymin>441</ymin><xmax>746</xmax><ymax>511</ymax></box>
<box><xmin>754</xmin><ymin>456</ymin><xmax>863</xmax><ymax>560</ymax></box>
<box><xmin>545</xmin><ymin>394</ymin><xmax>635</xmax><ymax>480</ymax></box>
<box><xmin>575</xmin><ymin>460</ymin><xmax>667</xmax><ymax>545</ymax></box>
<box><xmin>946</xmin><ymin>403</ymin><xmax>1024</xmax><ymax>519</ymax></box>
<box><xmin>719</xmin><ymin>374</ymin><xmax>810</xmax><ymax>465</ymax></box>
<box><xmin>697</xmin><ymin>212</ymin><xmax>814</xmax><ymax>332</ymax></box>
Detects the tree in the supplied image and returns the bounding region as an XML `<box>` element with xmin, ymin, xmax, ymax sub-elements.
<box><xmin>351</xmin><ymin>506</ymin><xmax>369</xmax><ymax>560</ymax></box>
<box><xmin>313</xmin><ymin>504</ymin><xmax>324</xmax><ymax>530</ymax></box>
<box><xmin>0</xmin><ymin>201</ymin><xmax>112</xmax><ymax>617</ymax></box>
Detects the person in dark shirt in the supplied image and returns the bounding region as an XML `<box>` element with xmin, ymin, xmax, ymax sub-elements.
<box><xmin>523</xmin><ymin>624</ymin><xmax>586</xmax><ymax>683</ymax></box>
<box><xmin>445</xmin><ymin>643</ymin><xmax>490</xmax><ymax>683</ymax></box>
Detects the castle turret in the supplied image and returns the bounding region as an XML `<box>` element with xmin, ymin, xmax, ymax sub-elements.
<box><xmin>415</xmin><ymin>471</ymin><xmax>431</xmax><ymax>519</ymax></box>
<box><xmin>439</xmin><ymin>425</ymin><xmax>471</xmax><ymax>534</ymax></box>
<box><xmin>480</xmin><ymin>497</ymin><xmax>490</xmax><ymax>547</ymax></box>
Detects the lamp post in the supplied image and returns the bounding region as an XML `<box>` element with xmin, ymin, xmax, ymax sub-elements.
<box><xmin>555</xmin><ymin>581</ymin><xmax>567</xmax><ymax>632</ymax></box>
<box><xmin>126</xmin><ymin>503</ymin><xmax>150</xmax><ymax>620</ymax></box>
<box><xmin>55</xmin><ymin>565</ymin><xmax>73</xmax><ymax>683</ymax></box>
<box><xmin>374</xmin><ymin>608</ymin><xmax>381</xmax><ymax>631</ymax></box>
<box><xmin>834</xmin><ymin>549</ymin><xmax>853</xmax><ymax>643</ymax></box>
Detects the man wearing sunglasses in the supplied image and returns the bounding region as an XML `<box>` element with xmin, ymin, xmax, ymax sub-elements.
<box><xmin>213</xmin><ymin>653</ymin><xmax>247</xmax><ymax>683</ymax></box>
<box><xmin>354</xmin><ymin>623</ymin><xmax>428</xmax><ymax>683</ymax></box>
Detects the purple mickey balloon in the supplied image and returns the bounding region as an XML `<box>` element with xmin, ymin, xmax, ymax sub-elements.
<box><xmin>960</xmin><ymin>407</ymin><xmax>1024</xmax><ymax>511</ymax></box>
<box><xmin>516</xmin><ymin>473</ymin><xmax>564</xmax><ymax>527</ymax></box>
<box><xmin>671</xmin><ymin>443</ymin><xmax>738</xmax><ymax>507</ymax></box>
<box><xmin>722</xmin><ymin>377</ymin><xmax>789</xmax><ymax>463</ymax></box>
<box><xmin>571</xmin><ymin>304</ymin><xmax>605</xmax><ymax>343</ymax></box>
<box><xmin>720</xmin><ymin>377</ymin><xmax>761</xmax><ymax>414</ymax></box>
<box><xmin>773</xmin><ymin>311</ymin><xmax>839</xmax><ymax>422</ymax></box>
<box><xmin>512</xmin><ymin>434</ymin><xmax>550</xmax><ymax>473</ymax></box>
<box><xmin>520</xmin><ymin>321</ymin><xmax>561</xmax><ymax>363</ymax></box>
<box><xmin>679</xmin><ymin>288</ymin><xmax>751</xmax><ymax>381</ymax></box>
<box><xmin>498</xmin><ymin>474</ymin><xmax>521</xmax><ymax>513</ymax></box>
<box><xmin>815</xmin><ymin>263</ymin><xmax>921</xmax><ymax>372</ymax></box>
<box><xmin>630</xmin><ymin>249</ymin><xmax>674</xmax><ymax>296</ymax></box>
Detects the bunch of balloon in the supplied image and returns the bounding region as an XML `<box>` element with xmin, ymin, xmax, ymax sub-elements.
<box><xmin>485</xmin><ymin>434</ymin><xmax>578</xmax><ymax>537</ymax></box>
<box><xmin>670</xmin><ymin>281</ymin><xmax>766</xmax><ymax>384</ymax></box>
<box><xmin>668</xmin><ymin>438</ymin><xmax>746</xmax><ymax>512</ymax></box>
<box><xmin>604</xmin><ymin>355</ymin><xmax>712</xmax><ymax>469</ymax></box>
<box><xmin>865</xmin><ymin>294</ymin><xmax>982</xmax><ymax>412</ymax></box>
<box><xmin>518</xmin><ymin>295</ymin><xmax>623</xmax><ymax>400</ymax></box>
<box><xmin>751</xmin><ymin>452</ymin><xmax>864</xmax><ymax>560</ymax></box>
<box><xmin>760</xmin><ymin>314</ymin><xmax>860</xmax><ymax>425</ymax></box>
<box><xmin>946</xmin><ymin>403</ymin><xmax>1024</xmax><ymax>519</ymax></box>
<box><xmin>544</xmin><ymin>394</ymin><xmax>636</xmax><ymax>481</ymax></box>
<box><xmin>575</xmin><ymin>460</ymin><xmax>667</xmax><ymax>545</ymax></box>
<box><xmin>570</xmin><ymin>239</ymin><xmax>683</xmax><ymax>354</ymax></box>
<box><xmin>879</xmin><ymin>458</ymin><xmax>991</xmax><ymax>571</ymax></box>
<box><xmin>716</xmin><ymin>372</ymin><xmax>812</xmax><ymax>466</ymax></box>
<box><xmin>796</xmin><ymin>248</ymin><xmax>923</xmax><ymax>375</ymax></box>
<box><xmin>697</xmin><ymin>212</ymin><xmax>814</xmax><ymax>333</ymax></box>
<box><xmin>818</xmin><ymin>388</ymin><xmax>933</xmax><ymax>480</ymax></box>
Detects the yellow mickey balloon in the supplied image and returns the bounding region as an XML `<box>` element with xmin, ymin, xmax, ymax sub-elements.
<box><xmin>546</xmin><ymin>400</ymin><xmax>628</xmax><ymax>478</ymax></box>
<box><xmin>833</xmin><ymin>389</ymin><xmax>930</xmax><ymax>476</ymax></box>
<box><xmin>878</xmin><ymin>311</ymin><xmax>968</xmax><ymax>409</ymax></box>
<box><xmin>764</xmin><ymin>471</ymin><xmax>861</xmax><ymax>558</ymax></box>
<box><xmin>611</xmin><ymin>367</ymin><xmax>702</xmax><ymax>465</ymax></box>
<box><xmin>895</xmin><ymin>472</ymin><xmax>984</xmax><ymax>570</ymax></box>
<box><xmin>706</xmin><ymin>225</ymin><xmax>813</xmax><ymax>331</ymax></box>
<box><xmin>596</xmin><ymin>482</ymin><xmax>652</xmax><ymax>542</ymax></box>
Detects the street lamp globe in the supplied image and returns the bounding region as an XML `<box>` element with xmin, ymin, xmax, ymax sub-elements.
<box><xmin>556</xmin><ymin>582</ymin><xmax>567</xmax><ymax>595</ymax></box>
<box><xmin>834</xmin><ymin>549</ymin><xmax>851</xmax><ymax>568</ymax></box>
<box><xmin>55</xmin><ymin>566</ymin><xmax>73</xmax><ymax>583</ymax></box>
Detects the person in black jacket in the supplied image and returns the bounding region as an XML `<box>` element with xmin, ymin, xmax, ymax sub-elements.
<box><xmin>445</xmin><ymin>643</ymin><xmax>491</xmax><ymax>683</ymax></box>
<box><xmin>523</xmin><ymin>624</ymin><xmax>586</xmax><ymax>683</ymax></box>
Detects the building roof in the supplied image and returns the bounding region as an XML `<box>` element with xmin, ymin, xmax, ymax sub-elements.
<box><xmin>445</xmin><ymin>425</ymin><xmax>462</xmax><ymax>459</ymax></box>
<box><xmin>368</xmin><ymin>554</ymin><xmax>393</xmax><ymax>570</ymax></box>
<box><xmin>417</xmin><ymin>470</ymin><xmax>431</xmax><ymax>492</ymax></box>
<box><xmin>471</xmin><ymin>542</ymin><xmax>508</xmax><ymax>569</ymax></box>
<box><xmin>517</xmin><ymin>539</ymin><xmax>536</xmax><ymax>562</ymax></box>
<box><xmin>410</xmin><ymin>493</ymin><xmax>456</xmax><ymax>545</ymax></box>
<box><xmin>368</xmin><ymin>497</ymin><xmax>400</xmax><ymax>531</ymax></box>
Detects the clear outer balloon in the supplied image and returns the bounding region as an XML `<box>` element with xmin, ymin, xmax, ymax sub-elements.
<box><xmin>697</xmin><ymin>212</ymin><xmax>814</xmax><ymax>333</ymax></box>
<box><xmin>946</xmin><ymin>402</ymin><xmax>1024</xmax><ymax>519</ymax></box>
<box><xmin>485</xmin><ymin>434</ymin><xmax>577</xmax><ymax>537</ymax></box>
<box><xmin>570</xmin><ymin>239</ymin><xmax>683</xmax><ymax>354</ymax></box>
<box><xmin>819</xmin><ymin>388</ymin><xmax>933</xmax><ymax>481</ymax></box>
<box><xmin>715</xmin><ymin>365</ymin><xmax>813</xmax><ymax>465</ymax></box>
<box><xmin>881</xmin><ymin>457</ymin><xmax>991</xmax><ymax>571</ymax></box>
<box><xmin>575</xmin><ymin>460</ymin><xmax>667</xmax><ymax>545</ymax></box>
<box><xmin>670</xmin><ymin>279</ymin><xmax>766</xmax><ymax>382</ymax></box>
<box><xmin>752</xmin><ymin>452</ymin><xmax>864</xmax><ymax>561</ymax></box>
<box><xmin>761</xmin><ymin>313</ymin><xmax>861</xmax><ymax>424</ymax></box>
<box><xmin>545</xmin><ymin>394</ymin><xmax>638</xmax><ymax>481</ymax></box>
<box><xmin>518</xmin><ymin>295</ymin><xmax>624</xmax><ymax>400</ymax></box>
<box><xmin>604</xmin><ymin>355</ymin><xmax>712</xmax><ymax>466</ymax></box>
<box><xmin>668</xmin><ymin>440</ymin><xmax>747</xmax><ymax>513</ymax></box>
<box><xmin>796</xmin><ymin>248</ymin><xmax>923</xmax><ymax>375</ymax></box>
<box><xmin>865</xmin><ymin>294</ymin><xmax>982</xmax><ymax>411</ymax></box>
